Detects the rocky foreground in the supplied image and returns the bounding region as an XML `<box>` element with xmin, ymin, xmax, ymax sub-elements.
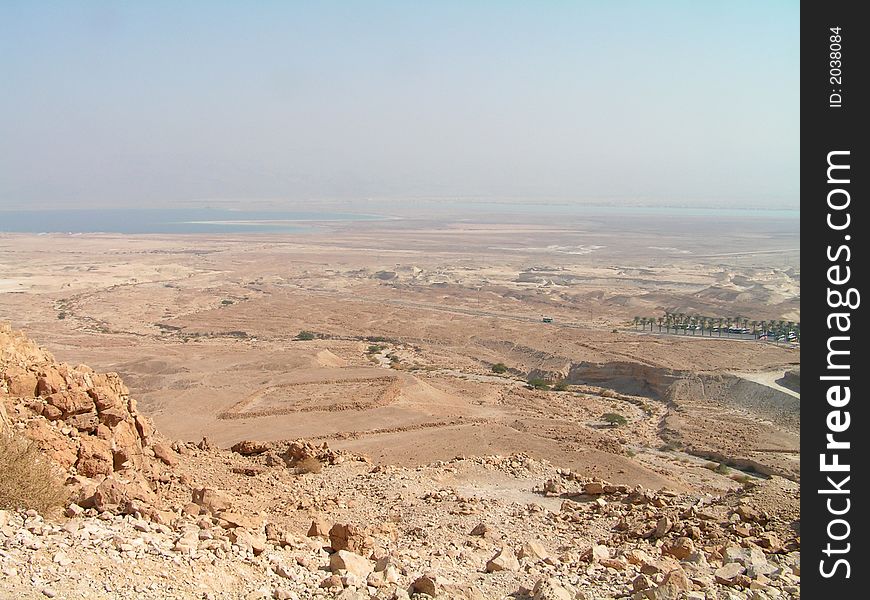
<box><xmin>1</xmin><ymin>323</ymin><xmax>800</xmax><ymax>599</ymax></box>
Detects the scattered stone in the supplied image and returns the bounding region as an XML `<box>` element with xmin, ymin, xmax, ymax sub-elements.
<box><xmin>632</xmin><ymin>574</ymin><xmax>653</xmax><ymax>592</ymax></box>
<box><xmin>329</xmin><ymin>550</ymin><xmax>374</xmax><ymax>579</ymax></box>
<box><xmin>486</xmin><ymin>547</ymin><xmax>520</xmax><ymax>572</ymax></box>
<box><xmin>532</xmin><ymin>577</ymin><xmax>574</xmax><ymax>600</ymax></box>
<box><xmin>231</xmin><ymin>440</ymin><xmax>272</xmax><ymax>455</ymax></box>
<box><xmin>411</xmin><ymin>574</ymin><xmax>442</xmax><ymax>596</ymax></box>
<box><xmin>229</xmin><ymin>528</ymin><xmax>267</xmax><ymax>555</ymax></box>
<box><xmin>152</xmin><ymin>442</ymin><xmax>177</xmax><ymax>466</ymax></box>
<box><xmin>192</xmin><ymin>488</ymin><xmax>233</xmax><ymax>514</ymax></box>
<box><xmin>584</xmin><ymin>482</ymin><xmax>605</xmax><ymax>495</ymax></box>
<box><xmin>518</xmin><ymin>540</ymin><xmax>550</xmax><ymax>561</ymax></box>
<box><xmin>219</xmin><ymin>511</ymin><xmax>263</xmax><ymax>530</ymax></box>
<box><xmin>653</xmin><ymin>516</ymin><xmax>673</xmax><ymax>538</ymax></box>
<box><xmin>662</xmin><ymin>536</ymin><xmax>695</xmax><ymax>560</ymax></box>
<box><xmin>328</xmin><ymin>523</ymin><xmax>371</xmax><ymax>554</ymax></box>
<box><xmin>715</xmin><ymin>562</ymin><xmax>747</xmax><ymax>585</ymax></box>
<box><xmin>307</xmin><ymin>518</ymin><xmax>330</xmax><ymax>538</ymax></box>
<box><xmin>319</xmin><ymin>575</ymin><xmax>343</xmax><ymax>589</ymax></box>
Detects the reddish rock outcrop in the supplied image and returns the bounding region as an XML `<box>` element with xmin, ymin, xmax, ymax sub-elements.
<box><xmin>0</xmin><ymin>322</ymin><xmax>172</xmax><ymax>513</ymax></box>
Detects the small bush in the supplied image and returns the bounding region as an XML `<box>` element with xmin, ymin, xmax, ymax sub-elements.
<box><xmin>601</xmin><ymin>412</ymin><xmax>628</xmax><ymax>427</ymax></box>
<box><xmin>367</xmin><ymin>345</ymin><xmax>385</xmax><ymax>354</ymax></box>
<box><xmin>296</xmin><ymin>330</ymin><xmax>316</xmax><ymax>341</ymax></box>
<box><xmin>553</xmin><ymin>380</ymin><xmax>569</xmax><ymax>392</ymax></box>
<box><xmin>295</xmin><ymin>456</ymin><xmax>323</xmax><ymax>474</ymax></box>
<box><xmin>527</xmin><ymin>378</ymin><xmax>551</xmax><ymax>391</ymax></box>
<box><xmin>715</xmin><ymin>462</ymin><xmax>730</xmax><ymax>475</ymax></box>
<box><xmin>0</xmin><ymin>434</ymin><xmax>68</xmax><ymax>514</ymax></box>
<box><xmin>491</xmin><ymin>363</ymin><xmax>508</xmax><ymax>374</ymax></box>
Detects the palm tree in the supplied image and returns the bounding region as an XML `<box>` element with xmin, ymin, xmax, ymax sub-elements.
<box><xmin>633</xmin><ymin>316</ymin><xmax>640</xmax><ymax>330</ymax></box>
<box><xmin>657</xmin><ymin>317</ymin><xmax>664</xmax><ymax>333</ymax></box>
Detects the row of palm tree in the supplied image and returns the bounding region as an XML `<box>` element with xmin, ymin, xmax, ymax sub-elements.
<box><xmin>632</xmin><ymin>313</ymin><xmax>800</xmax><ymax>342</ymax></box>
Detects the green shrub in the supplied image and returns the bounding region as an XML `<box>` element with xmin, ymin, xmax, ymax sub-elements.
<box><xmin>527</xmin><ymin>378</ymin><xmax>551</xmax><ymax>391</ymax></box>
<box><xmin>491</xmin><ymin>363</ymin><xmax>508</xmax><ymax>374</ymax></box>
<box><xmin>296</xmin><ymin>330</ymin><xmax>316</xmax><ymax>340</ymax></box>
<box><xmin>601</xmin><ymin>412</ymin><xmax>628</xmax><ymax>427</ymax></box>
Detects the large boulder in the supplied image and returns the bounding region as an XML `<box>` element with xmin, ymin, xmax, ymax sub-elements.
<box><xmin>192</xmin><ymin>487</ymin><xmax>233</xmax><ymax>514</ymax></box>
<box><xmin>76</xmin><ymin>436</ymin><xmax>113</xmax><ymax>477</ymax></box>
<box><xmin>3</xmin><ymin>366</ymin><xmax>38</xmax><ymax>397</ymax></box>
<box><xmin>90</xmin><ymin>475</ymin><xmax>155</xmax><ymax>512</ymax></box>
<box><xmin>47</xmin><ymin>390</ymin><xmax>94</xmax><ymax>416</ymax></box>
<box><xmin>329</xmin><ymin>523</ymin><xmax>373</xmax><ymax>554</ymax></box>
<box><xmin>36</xmin><ymin>368</ymin><xmax>67</xmax><ymax>396</ymax></box>
<box><xmin>23</xmin><ymin>420</ymin><xmax>78</xmax><ymax>470</ymax></box>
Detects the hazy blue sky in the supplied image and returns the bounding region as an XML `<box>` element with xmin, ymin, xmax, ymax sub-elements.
<box><xmin>0</xmin><ymin>1</ymin><xmax>799</xmax><ymax>210</ymax></box>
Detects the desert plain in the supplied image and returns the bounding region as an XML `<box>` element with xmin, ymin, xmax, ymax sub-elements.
<box><xmin>0</xmin><ymin>206</ymin><xmax>801</xmax><ymax>599</ymax></box>
<box><xmin>0</xmin><ymin>208</ymin><xmax>800</xmax><ymax>487</ymax></box>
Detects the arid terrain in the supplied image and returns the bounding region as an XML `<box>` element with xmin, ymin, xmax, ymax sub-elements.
<box><xmin>1</xmin><ymin>211</ymin><xmax>800</xmax><ymax>599</ymax></box>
